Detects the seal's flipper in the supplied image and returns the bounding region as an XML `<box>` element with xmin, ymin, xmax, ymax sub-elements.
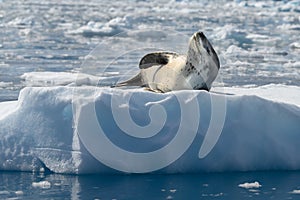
<box><xmin>139</xmin><ymin>52</ymin><xmax>179</xmax><ymax>69</ymax></box>
<box><xmin>143</xmin><ymin>87</ymin><xmax>164</xmax><ymax>93</ymax></box>
<box><xmin>113</xmin><ymin>73</ymin><xmax>143</xmax><ymax>87</ymax></box>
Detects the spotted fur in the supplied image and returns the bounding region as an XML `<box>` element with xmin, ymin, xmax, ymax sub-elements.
<box><xmin>114</xmin><ymin>32</ymin><xmax>220</xmax><ymax>93</ymax></box>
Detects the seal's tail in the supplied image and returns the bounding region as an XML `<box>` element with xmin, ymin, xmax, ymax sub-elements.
<box><xmin>112</xmin><ymin>73</ymin><xmax>143</xmax><ymax>88</ymax></box>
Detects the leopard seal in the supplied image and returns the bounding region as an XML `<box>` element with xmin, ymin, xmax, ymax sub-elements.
<box><xmin>114</xmin><ymin>32</ymin><xmax>220</xmax><ymax>92</ymax></box>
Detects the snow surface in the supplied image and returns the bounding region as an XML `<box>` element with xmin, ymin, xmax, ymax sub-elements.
<box><xmin>212</xmin><ymin>84</ymin><xmax>300</xmax><ymax>107</ymax></box>
<box><xmin>0</xmin><ymin>85</ymin><xmax>299</xmax><ymax>174</ymax></box>
<box><xmin>21</xmin><ymin>72</ymin><xmax>104</xmax><ymax>87</ymax></box>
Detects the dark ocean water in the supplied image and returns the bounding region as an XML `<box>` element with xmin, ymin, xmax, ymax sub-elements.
<box><xmin>1</xmin><ymin>171</ymin><xmax>300</xmax><ymax>200</ymax></box>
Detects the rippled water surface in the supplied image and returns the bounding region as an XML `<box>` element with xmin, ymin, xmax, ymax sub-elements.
<box><xmin>2</xmin><ymin>171</ymin><xmax>300</xmax><ymax>200</ymax></box>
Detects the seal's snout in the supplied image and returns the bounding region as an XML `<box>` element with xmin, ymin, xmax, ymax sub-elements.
<box><xmin>196</xmin><ymin>32</ymin><xmax>207</xmax><ymax>41</ymax></box>
<box><xmin>197</xmin><ymin>32</ymin><xmax>204</xmax><ymax>37</ymax></box>
<box><xmin>192</xmin><ymin>31</ymin><xmax>220</xmax><ymax>68</ymax></box>
<box><xmin>193</xmin><ymin>32</ymin><xmax>209</xmax><ymax>49</ymax></box>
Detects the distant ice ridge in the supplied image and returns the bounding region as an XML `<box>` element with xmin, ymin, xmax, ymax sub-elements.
<box><xmin>0</xmin><ymin>85</ymin><xmax>299</xmax><ymax>174</ymax></box>
<box><xmin>21</xmin><ymin>72</ymin><xmax>106</xmax><ymax>86</ymax></box>
<box><xmin>68</xmin><ymin>16</ymin><xmax>134</xmax><ymax>37</ymax></box>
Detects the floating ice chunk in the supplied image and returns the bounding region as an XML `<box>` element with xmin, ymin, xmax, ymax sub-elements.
<box><xmin>15</xmin><ymin>191</ymin><xmax>24</xmax><ymax>195</ymax></box>
<box><xmin>246</xmin><ymin>33</ymin><xmax>269</xmax><ymax>40</ymax></box>
<box><xmin>278</xmin><ymin>0</ymin><xmax>300</xmax><ymax>12</ymax></box>
<box><xmin>290</xmin><ymin>189</ymin><xmax>300</xmax><ymax>194</ymax></box>
<box><xmin>290</xmin><ymin>42</ymin><xmax>300</xmax><ymax>49</ymax></box>
<box><xmin>277</xmin><ymin>24</ymin><xmax>300</xmax><ymax>31</ymax></box>
<box><xmin>238</xmin><ymin>181</ymin><xmax>262</xmax><ymax>189</ymax></box>
<box><xmin>32</xmin><ymin>181</ymin><xmax>51</xmax><ymax>189</ymax></box>
<box><xmin>283</xmin><ymin>61</ymin><xmax>300</xmax><ymax>68</ymax></box>
<box><xmin>214</xmin><ymin>25</ymin><xmax>236</xmax><ymax>40</ymax></box>
<box><xmin>0</xmin><ymin>85</ymin><xmax>300</xmax><ymax>174</ymax></box>
<box><xmin>226</xmin><ymin>45</ymin><xmax>249</xmax><ymax>55</ymax></box>
<box><xmin>0</xmin><ymin>191</ymin><xmax>10</xmax><ymax>195</ymax></box>
<box><xmin>68</xmin><ymin>16</ymin><xmax>134</xmax><ymax>37</ymax></box>
<box><xmin>249</xmin><ymin>189</ymin><xmax>260</xmax><ymax>193</ymax></box>
<box><xmin>0</xmin><ymin>82</ymin><xmax>13</xmax><ymax>88</ymax></box>
<box><xmin>225</xmin><ymin>45</ymin><xmax>264</xmax><ymax>58</ymax></box>
<box><xmin>7</xmin><ymin>16</ymin><xmax>35</xmax><ymax>27</ymax></box>
<box><xmin>21</xmin><ymin>72</ymin><xmax>103</xmax><ymax>87</ymax></box>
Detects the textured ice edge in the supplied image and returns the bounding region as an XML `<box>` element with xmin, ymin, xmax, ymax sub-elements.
<box><xmin>0</xmin><ymin>86</ymin><xmax>299</xmax><ymax>174</ymax></box>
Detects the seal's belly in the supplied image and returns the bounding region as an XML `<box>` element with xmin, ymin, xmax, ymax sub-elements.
<box><xmin>141</xmin><ymin>65</ymin><xmax>191</xmax><ymax>92</ymax></box>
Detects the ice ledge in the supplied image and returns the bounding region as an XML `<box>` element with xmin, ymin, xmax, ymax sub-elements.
<box><xmin>0</xmin><ymin>86</ymin><xmax>299</xmax><ymax>174</ymax></box>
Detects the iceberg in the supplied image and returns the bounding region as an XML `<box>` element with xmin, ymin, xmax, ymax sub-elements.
<box><xmin>0</xmin><ymin>85</ymin><xmax>299</xmax><ymax>174</ymax></box>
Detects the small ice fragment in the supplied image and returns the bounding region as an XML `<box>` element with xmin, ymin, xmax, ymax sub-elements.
<box><xmin>0</xmin><ymin>191</ymin><xmax>10</xmax><ymax>195</ymax></box>
<box><xmin>32</xmin><ymin>181</ymin><xmax>51</xmax><ymax>189</ymax></box>
<box><xmin>290</xmin><ymin>42</ymin><xmax>300</xmax><ymax>49</ymax></box>
<box><xmin>290</xmin><ymin>190</ymin><xmax>300</xmax><ymax>194</ymax></box>
<box><xmin>249</xmin><ymin>189</ymin><xmax>260</xmax><ymax>193</ymax></box>
<box><xmin>54</xmin><ymin>183</ymin><xmax>62</xmax><ymax>186</ymax></box>
<box><xmin>15</xmin><ymin>191</ymin><xmax>24</xmax><ymax>195</ymax></box>
<box><xmin>238</xmin><ymin>181</ymin><xmax>262</xmax><ymax>189</ymax></box>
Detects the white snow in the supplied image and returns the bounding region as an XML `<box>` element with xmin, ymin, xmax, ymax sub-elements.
<box><xmin>0</xmin><ymin>85</ymin><xmax>299</xmax><ymax>174</ymax></box>
<box><xmin>238</xmin><ymin>181</ymin><xmax>262</xmax><ymax>189</ymax></box>
<box><xmin>212</xmin><ymin>84</ymin><xmax>300</xmax><ymax>107</ymax></box>
<box><xmin>21</xmin><ymin>72</ymin><xmax>104</xmax><ymax>86</ymax></box>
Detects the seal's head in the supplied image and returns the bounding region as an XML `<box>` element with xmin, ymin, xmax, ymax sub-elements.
<box><xmin>187</xmin><ymin>32</ymin><xmax>220</xmax><ymax>70</ymax></box>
